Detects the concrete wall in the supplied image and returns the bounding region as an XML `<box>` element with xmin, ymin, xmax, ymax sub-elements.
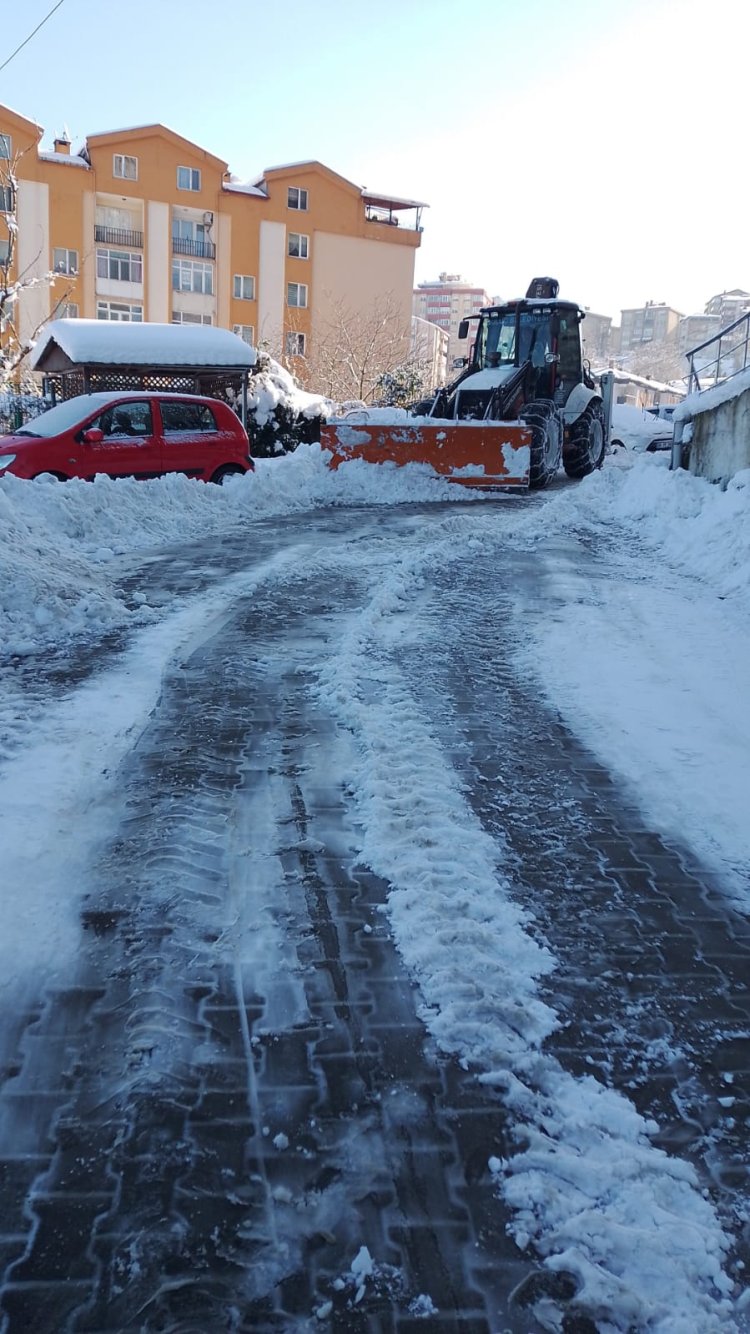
<box><xmin>685</xmin><ymin>386</ymin><xmax>750</xmax><ymax>482</ymax></box>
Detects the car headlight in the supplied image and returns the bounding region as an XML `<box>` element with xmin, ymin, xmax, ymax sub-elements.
<box><xmin>0</xmin><ymin>455</ymin><xmax>17</xmax><ymax>471</ymax></box>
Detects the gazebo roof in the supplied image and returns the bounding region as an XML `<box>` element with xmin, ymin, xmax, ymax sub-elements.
<box><xmin>31</xmin><ymin>320</ymin><xmax>257</xmax><ymax>373</ymax></box>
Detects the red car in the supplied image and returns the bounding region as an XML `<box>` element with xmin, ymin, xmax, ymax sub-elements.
<box><xmin>0</xmin><ymin>392</ymin><xmax>253</xmax><ymax>483</ymax></box>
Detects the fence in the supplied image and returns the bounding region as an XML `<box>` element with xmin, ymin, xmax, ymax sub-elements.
<box><xmin>0</xmin><ymin>391</ymin><xmax>50</xmax><ymax>434</ymax></box>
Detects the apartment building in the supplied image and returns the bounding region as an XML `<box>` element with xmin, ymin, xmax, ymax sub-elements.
<box><xmin>1</xmin><ymin>103</ymin><xmax>425</xmax><ymax>378</ymax></box>
<box><xmin>412</xmin><ymin>274</ymin><xmax>489</xmax><ymax>369</ymax></box>
<box><xmin>618</xmin><ymin>300</ymin><xmax>683</xmax><ymax>354</ymax></box>
<box><xmin>704</xmin><ymin>288</ymin><xmax>750</xmax><ymax>326</ymax></box>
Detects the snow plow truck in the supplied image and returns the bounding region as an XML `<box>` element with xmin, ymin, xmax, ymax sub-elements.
<box><xmin>323</xmin><ymin>277</ymin><xmax>613</xmax><ymax>490</ymax></box>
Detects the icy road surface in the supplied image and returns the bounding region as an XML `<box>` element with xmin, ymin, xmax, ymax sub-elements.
<box><xmin>0</xmin><ymin>498</ymin><xmax>748</xmax><ymax>1332</ymax></box>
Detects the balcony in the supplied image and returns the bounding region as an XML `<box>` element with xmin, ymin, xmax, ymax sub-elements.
<box><xmin>172</xmin><ymin>236</ymin><xmax>216</xmax><ymax>260</ymax></box>
<box><xmin>95</xmin><ymin>225</ymin><xmax>143</xmax><ymax>248</ymax></box>
<box><xmin>362</xmin><ymin>191</ymin><xmax>426</xmax><ymax>233</ymax></box>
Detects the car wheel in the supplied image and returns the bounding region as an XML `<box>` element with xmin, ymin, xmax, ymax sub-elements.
<box><xmin>210</xmin><ymin>464</ymin><xmax>246</xmax><ymax>485</ymax></box>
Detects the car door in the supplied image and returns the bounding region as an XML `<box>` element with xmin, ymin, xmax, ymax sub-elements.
<box><xmin>159</xmin><ymin>399</ymin><xmax>222</xmax><ymax>479</ymax></box>
<box><xmin>83</xmin><ymin>400</ymin><xmax>161</xmax><ymax>479</ymax></box>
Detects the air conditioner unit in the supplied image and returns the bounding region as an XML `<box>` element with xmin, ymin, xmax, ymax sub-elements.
<box><xmin>203</xmin><ymin>211</ymin><xmax>214</xmax><ymax>226</ymax></box>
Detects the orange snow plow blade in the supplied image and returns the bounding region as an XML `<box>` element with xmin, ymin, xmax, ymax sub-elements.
<box><xmin>322</xmin><ymin>422</ymin><xmax>531</xmax><ymax>489</ymax></box>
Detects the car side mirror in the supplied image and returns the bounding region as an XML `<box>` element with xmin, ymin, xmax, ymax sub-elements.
<box><xmin>82</xmin><ymin>427</ymin><xmax>104</xmax><ymax>444</ymax></box>
<box><xmin>457</xmin><ymin>319</ymin><xmax>469</xmax><ymax>340</ymax></box>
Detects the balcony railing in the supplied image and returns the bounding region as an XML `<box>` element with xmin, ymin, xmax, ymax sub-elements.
<box><xmin>94</xmin><ymin>224</ymin><xmax>143</xmax><ymax>248</ymax></box>
<box><xmin>172</xmin><ymin>236</ymin><xmax>216</xmax><ymax>260</ymax></box>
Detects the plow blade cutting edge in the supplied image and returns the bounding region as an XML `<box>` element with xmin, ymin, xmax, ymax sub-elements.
<box><xmin>322</xmin><ymin>422</ymin><xmax>531</xmax><ymax>489</ymax></box>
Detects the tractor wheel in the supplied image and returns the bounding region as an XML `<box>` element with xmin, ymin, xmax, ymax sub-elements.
<box><xmin>519</xmin><ymin>400</ymin><xmax>563</xmax><ymax>489</ymax></box>
<box><xmin>563</xmin><ymin>401</ymin><xmax>606</xmax><ymax>479</ymax></box>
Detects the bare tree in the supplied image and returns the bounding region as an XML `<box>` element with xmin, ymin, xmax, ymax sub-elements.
<box><xmin>627</xmin><ymin>335</ymin><xmax>688</xmax><ymax>386</ymax></box>
<box><xmin>301</xmin><ymin>292</ymin><xmax>415</xmax><ymax>404</ymax></box>
<box><xmin>1</xmin><ymin>151</ymin><xmax>64</xmax><ymax>391</ymax></box>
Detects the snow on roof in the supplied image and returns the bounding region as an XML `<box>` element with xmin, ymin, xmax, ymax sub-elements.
<box><xmin>38</xmin><ymin>152</ymin><xmax>89</xmax><ymax>169</ymax></box>
<box><xmin>222</xmin><ymin>181</ymin><xmax>268</xmax><ymax>198</ymax></box>
<box><xmin>362</xmin><ymin>189</ymin><xmax>427</xmax><ymax>210</ymax></box>
<box><xmin>256</xmin><ymin>159</ymin><xmax>320</xmax><ymax>176</ymax></box>
<box><xmin>30</xmin><ymin>320</ymin><xmax>256</xmax><ymax>370</ymax></box>
<box><xmin>597</xmin><ymin>369</ymin><xmax>686</xmax><ymax>396</ymax></box>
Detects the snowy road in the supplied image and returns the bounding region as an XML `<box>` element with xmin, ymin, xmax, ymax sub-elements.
<box><xmin>0</xmin><ymin>490</ymin><xmax>749</xmax><ymax>1332</ymax></box>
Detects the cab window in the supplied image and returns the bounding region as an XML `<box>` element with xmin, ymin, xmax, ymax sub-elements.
<box><xmin>160</xmin><ymin>402</ymin><xmax>218</xmax><ymax>434</ymax></box>
<box><xmin>91</xmin><ymin>402</ymin><xmax>153</xmax><ymax>437</ymax></box>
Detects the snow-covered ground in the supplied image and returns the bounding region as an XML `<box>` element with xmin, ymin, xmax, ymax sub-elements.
<box><xmin>1</xmin><ymin>448</ymin><xmax>749</xmax><ymax>1329</ymax></box>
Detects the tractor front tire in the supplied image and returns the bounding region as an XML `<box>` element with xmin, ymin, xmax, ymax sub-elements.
<box><xmin>519</xmin><ymin>400</ymin><xmax>563</xmax><ymax>489</ymax></box>
<box><xmin>564</xmin><ymin>401</ymin><xmax>606</xmax><ymax>479</ymax></box>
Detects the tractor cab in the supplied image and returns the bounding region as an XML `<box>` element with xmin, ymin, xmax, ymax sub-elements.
<box><xmin>469</xmin><ymin>300</ymin><xmax>586</xmax><ymax>406</ymax></box>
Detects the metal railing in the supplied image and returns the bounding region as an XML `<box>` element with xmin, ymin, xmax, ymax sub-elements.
<box><xmin>94</xmin><ymin>225</ymin><xmax>143</xmax><ymax>248</ymax></box>
<box><xmin>172</xmin><ymin>236</ymin><xmax>216</xmax><ymax>260</ymax></box>
<box><xmin>685</xmin><ymin>309</ymin><xmax>750</xmax><ymax>394</ymax></box>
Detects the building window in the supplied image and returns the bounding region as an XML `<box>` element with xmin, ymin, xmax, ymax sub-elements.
<box><xmin>288</xmin><ymin>232</ymin><xmax>309</xmax><ymax>259</ymax></box>
<box><xmin>1</xmin><ymin>185</ymin><xmax>14</xmax><ymax>213</ymax></box>
<box><xmin>113</xmin><ymin>153</ymin><xmax>138</xmax><ymax>180</ymax></box>
<box><xmin>285</xmin><ymin>332</ymin><xmax>306</xmax><ymax>357</ymax></box>
<box><xmin>177</xmin><ymin>166</ymin><xmax>201</xmax><ymax>192</ymax></box>
<box><xmin>53</xmin><ymin>247</ymin><xmax>79</xmax><ymax>276</ymax></box>
<box><xmin>287</xmin><ymin>282</ymin><xmax>307</xmax><ymax>308</ymax></box>
<box><xmin>172</xmin><ymin>311</ymin><xmax>212</xmax><ymax>325</ymax></box>
<box><xmin>287</xmin><ymin>187</ymin><xmax>308</xmax><ymax>211</ymax></box>
<box><xmin>97</xmin><ymin>301</ymin><xmax>143</xmax><ymax>321</ymax></box>
<box><xmin>96</xmin><ymin>247</ymin><xmax>142</xmax><ymax>282</ymax></box>
<box><xmin>233</xmin><ymin>324</ymin><xmax>255</xmax><ymax>344</ymax></box>
<box><xmin>53</xmin><ymin>302</ymin><xmax>79</xmax><ymax>319</ymax></box>
<box><xmin>171</xmin><ymin>258</ymin><xmax>213</xmax><ymax>294</ymax></box>
<box><xmin>0</xmin><ymin>134</ymin><xmax>11</xmax><ymax>159</ymax></box>
<box><xmin>233</xmin><ymin>273</ymin><xmax>255</xmax><ymax>301</ymax></box>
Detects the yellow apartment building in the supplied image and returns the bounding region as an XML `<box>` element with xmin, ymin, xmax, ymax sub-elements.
<box><xmin>0</xmin><ymin>103</ymin><xmax>425</xmax><ymax>381</ymax></box>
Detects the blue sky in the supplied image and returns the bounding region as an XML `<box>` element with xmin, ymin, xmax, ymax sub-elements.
<box><xmin>2</xmin><ymin>0</ymin><xmax>746</xmax><ymax>319</ymax></box>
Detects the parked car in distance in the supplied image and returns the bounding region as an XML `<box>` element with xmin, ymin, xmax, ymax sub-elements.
<box><xmin>609</xmin><ymin>403</ymin><xmax>675</xmax><ymax>453</ymax></box>
<box><xmin>0</xmin><ymin>392</ymin><xmax>253</xmax><ymax>483</ymax></box>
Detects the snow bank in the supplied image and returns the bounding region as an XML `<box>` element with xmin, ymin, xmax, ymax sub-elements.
<box><xmin>674</xmin><ymin>364</ymin><xmax>750</xmax><ymax>421</ymax></box>
<box><xmin>529</xmin><ymin>454</ymin><xmax>750</xmax><ymax>608</ymax></box>
<box><xmin>2</xmin><ymin>451</ymin><xmax>749</xmax><ymax>659</ymax></box>
<box><xmin>0</xmin><ymin>448</ymin><xmax>467</xmax><ymax>657</ymax></box>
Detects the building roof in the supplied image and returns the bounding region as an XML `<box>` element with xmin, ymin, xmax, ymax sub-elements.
<box><xmin>83</xmin><ymin>123</ymin><xmax>228</xmax><ymax>172</ymax></box>
<box><xmin>30</xmin><ymin>320</ymin><xmax>256</xmax><ymax>372</ymax></box>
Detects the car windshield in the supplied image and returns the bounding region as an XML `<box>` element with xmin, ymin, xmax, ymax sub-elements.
<box><xmin>11</xmin><ymin>395</ymin><xmax>118</xmax><ymax>438</ymax></box>
<box><xmin>476</xmin><ymin>310</ymin><xmax>553</xmax><ymax>371</ymax></box>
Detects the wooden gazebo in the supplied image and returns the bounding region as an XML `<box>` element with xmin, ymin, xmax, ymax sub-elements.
<box><xmin>30</xmin><ymin>320</ymin><xmax>256</xmax><ymax>425</ymax></box>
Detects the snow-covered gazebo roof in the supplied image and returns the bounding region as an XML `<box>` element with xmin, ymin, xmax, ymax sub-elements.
<box><xmin>31</xmin><ymin>320</ymin><xmax>257</xmax><ymax>373</ymax></box>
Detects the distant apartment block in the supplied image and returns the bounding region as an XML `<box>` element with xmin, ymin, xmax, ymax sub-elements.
<box><xmin>1</xmin><ymin>103</ymin><xmax>425</xmax><ymax>379</ymax></box>
<box><xmin>413</xmin><ymin>274</ymin><xmax>489</xmax><ymax>369</ymax></box>
<box><xmin>679</xmin><ymin>289</ymin><xmax>750</xmax><ymax>375</ymax></box>
<box><xmin>704</xmin><ymin>288</ymin><xmax>750</xmax><ymax>325</ymax></box>
<box><xmin>618</xmin><ymin>300</ymin><xmax>683</xmax><ymax>353</ymax></box>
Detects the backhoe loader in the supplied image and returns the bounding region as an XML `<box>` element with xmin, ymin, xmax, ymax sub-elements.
<box><xmin>324</xmin><ymin>278</ymin><xmax>613</xmax><ymax>490</ymax></box>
